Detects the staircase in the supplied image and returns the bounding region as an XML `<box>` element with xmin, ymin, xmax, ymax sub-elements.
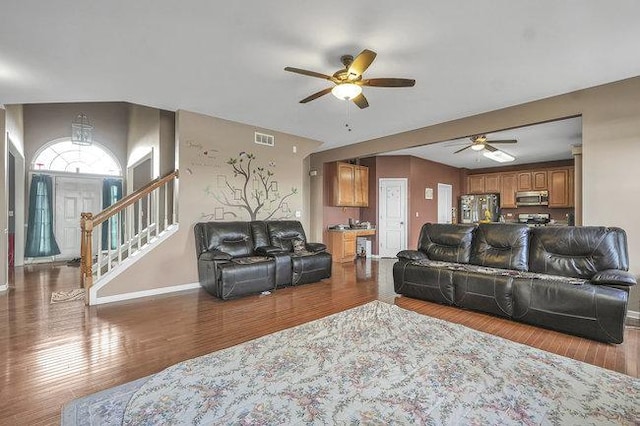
<box><xmin>80</xmin><ymin>170</ymin><xmax>179</xmax><ymax>305</ymax></box>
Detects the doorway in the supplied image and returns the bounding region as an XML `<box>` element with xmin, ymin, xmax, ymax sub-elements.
<box><xmin>437</xmin><ymin>183</ymin><xmax>453</xmax><ymax>224</ymax></box>
<box><xmin>378</xmin><ymin>178</ymin><xmax>408</xmax><ymax>257</ymax></box>
<box><xmin>54</xmin><ymin>176</ymin><xmax>102</xmax><ymax>259</ymax></box>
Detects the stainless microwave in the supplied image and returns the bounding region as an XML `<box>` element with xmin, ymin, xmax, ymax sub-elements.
<box><xmin>515</xmin><ymin>190</ymin><xmax>549</xmax><ymax>206</ymax></box>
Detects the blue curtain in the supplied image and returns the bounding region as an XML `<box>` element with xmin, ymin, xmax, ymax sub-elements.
<box><xmin>101</xmin><ymin>178</ymin><xmax>123</xmax><ymax>250</ymax></box>
<box><xmin>25</xmin><ymin>174</ymin><xmax>61</xmax><ymax>257</ymax></box>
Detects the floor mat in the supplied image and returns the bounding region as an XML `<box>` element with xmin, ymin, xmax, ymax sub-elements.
<box><xmin>51</xmin><ymin>289</ymin><xmax>85</xmax><ymax>303</ymax></box>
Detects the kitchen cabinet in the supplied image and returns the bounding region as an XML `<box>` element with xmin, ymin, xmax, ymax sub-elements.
<box><xmin>327</xmin><ymin>229</ymin><xmax>376</xmax><ymax>262</ymax></box>
<box><xmin>548</xmin><ymin>168</ymin><xmax>571</xmax><ymax>208</ymax></box>
<box><xmin>466</xmin><ymin>165</ymin><xmax>573</xmax><ymax>209</ymax></box>
<box><xmin>484</xmin><ymin>173</ymin><xmax>501</xmax><ymax>193</ymax></box>
<box><xmin>468</xmin><ymin>175</ymin><xmax>486</xmax><ymax>194</ymax></box>
<box><xmin>327</xmin><ymin>162</ymin><xmax>369</xmax><ymax>207</ymax></box>
<box><xmin>468</xmin><ymin>173</ymin><xmax>501</xmax><ymax>194</ymax></box>
<box><xmin>532</xmin><ymin>171</ymin><xmax>548</xmax><ymax>190</ymax></box>
<box><xmin>517</xmin><ymin>170</ymin><xmax>547</xmax><ymax>191</ymax></box>
<box><xmin>517</xmin><ymin>172</ymin><xmax>533</xmax><ymax>191</ymax></box>
<box><xmin>500</xmin><ymin>173</ymin><xmax>518</xmax><ymax>208</ymax></box>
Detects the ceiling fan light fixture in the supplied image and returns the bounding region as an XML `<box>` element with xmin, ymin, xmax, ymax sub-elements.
<box><xmin>483</xmin><ymin>150</ymin><xmax>515</xmax><ymax>163</ymax></box>
<box><xmin>331</xmin><ymin>83</ymin><xmax>362</xmax><ymax>100</ymax></box>
<box><xmin>470</xmin><ymin>144</ymin><xmax>485</xmax><ymax>151</ymax></box>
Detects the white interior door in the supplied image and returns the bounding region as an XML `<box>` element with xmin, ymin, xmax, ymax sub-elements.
<box><xmin>54</xmin><ymin>176</ymin><xmax>102</xmax><ymax>259</ymax></box>
<box><xmin>437</xmin><ymin>183</ymin><xmax>453</xmax><ymax>224</ymax></box>
<box><xmin>379</xmin><ymin>178</ymin><xmax>408</xmax><ymax>257</ymax></box>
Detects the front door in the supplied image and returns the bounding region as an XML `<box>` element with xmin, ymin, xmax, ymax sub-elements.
<box><xmin>54</xmin><ymin>176</ymin><xmax>102</xmax><ymax>259</ymax></box>
<box><xmin>378</xmin><ymin>178</ymin><xmax>408</xmax><ymax>257</ymax></box>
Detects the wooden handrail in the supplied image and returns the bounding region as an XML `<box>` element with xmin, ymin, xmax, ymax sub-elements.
<box><xmin>92</xmin><ymin>170</ymin><xmax>179</xmax><ymax>226</ymax></box>
<box><xmin>80</xmin><ymin>169</ymin><xmax>179</xmax><ymax>302</ymax></box>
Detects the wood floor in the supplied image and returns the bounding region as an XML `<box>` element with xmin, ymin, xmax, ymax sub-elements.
<box><xmin>0</xmin><ymin>259</ymin><xmax>638</xmax><ymax>424</ymax></box>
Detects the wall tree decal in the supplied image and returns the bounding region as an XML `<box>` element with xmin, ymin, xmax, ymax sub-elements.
<box><xmin>205</xmin><ymin>152</ymin><xmax>297</xmax><ymax>221</ymax></box>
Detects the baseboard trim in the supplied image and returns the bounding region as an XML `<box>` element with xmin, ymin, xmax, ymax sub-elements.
<box><xmin>94</xmin><ymin>282</ymin><xmax>200</xmax><ymax>305</ymax></box>
<box><xmin>0</xmin><ymin>283</ymin><xmax>8</xmax><ymax>292</ymax></box>
<box><xmin>627</xmin><ymin>310</ymin><xmax>639</xmax><ymax>320</ymax></box>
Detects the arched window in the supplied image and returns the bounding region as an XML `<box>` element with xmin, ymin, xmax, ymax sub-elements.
<box><xmin>32</xmin><ymin>139</ymin><xmax>122</xmax><ymax>176</ymax></box>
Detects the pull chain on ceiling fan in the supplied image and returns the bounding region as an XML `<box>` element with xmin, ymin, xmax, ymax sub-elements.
<box><xmin>284</xmin><ymin>49</ymin><xmax>416</xmax><ymax>109</ymax></box>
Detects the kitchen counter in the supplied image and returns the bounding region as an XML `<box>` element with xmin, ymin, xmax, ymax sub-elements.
<box><xmin>327</xmin><ymin>228</ymin><xmax>376</xmax><ymax>262</ymax></box>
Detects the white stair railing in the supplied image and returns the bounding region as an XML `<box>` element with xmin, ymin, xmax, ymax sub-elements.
<box><xmin>80</xmin><ymin>170</ymin><xmax>179</xmax><ymax>302</ymax></box>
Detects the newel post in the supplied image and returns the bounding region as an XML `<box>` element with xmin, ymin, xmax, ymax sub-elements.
<box><xmin>80</xmin><ymin>212</ymin><xmax>94</xmax><ymax>303</ymax></box>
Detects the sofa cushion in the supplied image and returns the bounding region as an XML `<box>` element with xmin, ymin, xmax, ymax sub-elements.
<box><xmin>417</xmin><ymin>223</ymin><xmax>476</xmax><ymax>263</ymax></box>
<box><xmin>194</xmin><ymin>222</ymin><xmax>254</xmax><ymax>258</ymax></box>
<box><xmin>267</xmin><ymin>221</ymin><xmax>307</xmax><ymax>251</ymax></box>
<box><xmin>470</xmin><ymin>223</ymin><xmax>530</xmax><ymax>271</ymax></box>
<box><xmin>529</xmin><ymin>226</ymin><xmax>629</xmax><ymax>279</ymax></box>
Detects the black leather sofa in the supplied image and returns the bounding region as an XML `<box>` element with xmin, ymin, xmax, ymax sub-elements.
<box><xmin>194</xmin><ymin>220</ymin><xmax>332</xmax><ymax>300</ymax></box>
<box><xmin>393</xmin><ymin>223</ymin><xmax>636</xmax><ymax>343</ymax></box>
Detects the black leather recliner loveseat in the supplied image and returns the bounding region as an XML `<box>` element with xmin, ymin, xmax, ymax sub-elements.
<box><xmin>194</xmin><ymin>220</ymin><xmax>332</xmax><ymax>300</ymax></box>
<box><xmin>393</xmin><ymin>223</ymin><xmax>636</xmax><ymax>343</ymax></box>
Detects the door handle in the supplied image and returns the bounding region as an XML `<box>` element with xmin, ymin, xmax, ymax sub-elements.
<box><xmin>400</xmin><ymin>221</ymin><xmax>404</xmax><ymax>225</ymax></box>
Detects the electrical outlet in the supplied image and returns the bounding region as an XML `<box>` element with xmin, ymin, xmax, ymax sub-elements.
<box><xmin>415</xmin><ymin>212</ymin><xmax>419</xmax><ymax>217</ymax></box>
<box><xmin>295</xmin><ymin>210</ymin><xmax>301</xmax><ymax>218</ymax></box>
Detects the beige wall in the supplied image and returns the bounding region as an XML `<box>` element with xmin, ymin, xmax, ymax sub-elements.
<box><xmin>5</xmin><ymin>105</ymin><xmax>26</xmax><ymax>266</ymax></box>
<box><xmin>309</xmin><ymin>76</ymin><xmax>640</xmax><ymax>313</ymax></box>
<box><xmin>0</xmin><ymin>107</ymin><xmax>6</xmax><ymax>289</ymax></box>
<box><xmin>98</xmin><ymin>110</ymin><xmax>321</xmax><ymax>297</ymax></box>
<box><xmin>127</xmin><ymin>104</ymin><xmax>158</xmax><ymax>174</ymax></box>
<box><xmin>23</xmin><ymin>102</ymin><xmax>129</xmax><ymax>171</ymax></box>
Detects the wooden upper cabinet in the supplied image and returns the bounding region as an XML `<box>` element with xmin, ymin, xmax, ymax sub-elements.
<box><xmin>354</xmin><ymin>166</ymin><xmax>369</xmax><ymax>207</ymax></box>
<box><xmin>500</xmin><ymin>173</ymin><xmax>517</xmax><ymax>208</ymax></box>
<box><xmin>336</xmin><ymin>163</ymin><xmax>355</xmax><ymax>206</ymax></box>
<box><xmin>465</xmin><ymin>166</ymin><xmax>572</xmax><ymax>208</ymax></box>
<box><xmin>532</xmin><ymin>171</ymin><xmax>548</xmax><ymax>190</ymax></box>
<box><xmin>517</xmin><ymin>172</ymin><xmax>533</xmax><ymax>191</ymax></box>
<box><xmin>548</xmin><ymin>168</ymin><xmax>570</xmax><ymax>208</ymax></box>
<box><xmin>328</xmin><ymin>162</ymin><xmax>369</xmax><ymax>207</ymax></box>
<box><xmin>468</xmin><ymin>175</ymin><xmax>485</xmax><ymax>194</ymax></box>
<box><xmin>484</xmin><ymin>174</ymin><xmax>501</xmax><ymax>193</ymax></box>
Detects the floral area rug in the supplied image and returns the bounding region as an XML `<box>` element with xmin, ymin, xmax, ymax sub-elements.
<box><xmin>63</xmin><ymin>301</ymin><xmax>640</xmax><ymax>425</ymax></box>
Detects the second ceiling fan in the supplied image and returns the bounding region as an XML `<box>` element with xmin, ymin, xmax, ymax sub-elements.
<box><xmin>284</xmin><ymin>49</ymin><xmax>415</xmax><ymax>109</ymax></box>
<box><xmin>454</xmin><ymin>135</ymin><xmax>517</xmax><ymax>154</ymax></box>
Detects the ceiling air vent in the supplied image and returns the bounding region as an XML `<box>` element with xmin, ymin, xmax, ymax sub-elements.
<box><xmin>254</xmin><ymin>132</ymin><xmax>275</xmax><ymax>147</ymax></box>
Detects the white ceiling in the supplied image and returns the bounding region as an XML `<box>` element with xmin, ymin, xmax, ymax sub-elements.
<box><xmin>381</xmin><ymin>117</ymin><xmax>582</xmax><ymax>169</ymax></box>
<box><xmin>1</xmin><ymin>1</ymin><xmax>639</xmax><ymax>154</ymax></box>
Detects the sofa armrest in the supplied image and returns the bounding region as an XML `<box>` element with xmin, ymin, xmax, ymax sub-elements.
<box><xmin>306</xmin><ymin>242</ymin><xmax>327</xmax><ymax>253</ymax></box>
<box><xmin>199</xmin><ymin>250</ymin><xmax>233</xmax><ymax>262</ymax></box>
<box><xmin>397</xmin><ymin>250</ymin><xmax>428</xmax><ymax>261</ymax></box>
<box><xmin>591</xmin><ymin>269</ymin><xmax>637</xmax><ymax>287</ymax></box>
<box><xmin>255</xmin><ymin>246</ymin><xmax>288</xmax><ymax>256</ymax></box>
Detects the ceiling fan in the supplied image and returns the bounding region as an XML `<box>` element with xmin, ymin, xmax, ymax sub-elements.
<box><xmin>284</xmin><ymin>49</ymin><xmax>415</xmax><ymax>109</ymax></box>
<box><xmin>454</xmin><ymin>135</ymin><xmax>517</xmax><ymax>154</ymax></box>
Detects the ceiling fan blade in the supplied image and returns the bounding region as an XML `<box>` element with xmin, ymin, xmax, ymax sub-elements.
<box><xmin>454</xmin><ymin>145</ymin><xmax>472</xmax><ymax>154</ymax></box>
<box><xmin>361</xmin><ymin>78</ymin><xmax>416</xmax><ymax>87</ymax></box>
<box><xmin>347</xmin><ymin>49</ymin><xmax>377</xmax><ymax>78</ymax></box>
<box><xmin>352</xmin><ymin>93</ymin><xmax>369</xmax><ymax>109</ymax></box>
<box><xmin>299</xmin><ymin>87</ymin><xmax>333</xmax><ymax>103</ymax></box>
<box><xmin>487</xmin><ymin>139</ymin><xmax>517</xmax><ymax>144</ymax></box>
<box><xmin>284</xmin><ymin>67</ymin><xmax>334</xmax><ymax>81</ymax></box>
<box><xmin>485</xmin><ymin>144</ymin><xmax>498</xmax><ymax>152</ymax></box>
